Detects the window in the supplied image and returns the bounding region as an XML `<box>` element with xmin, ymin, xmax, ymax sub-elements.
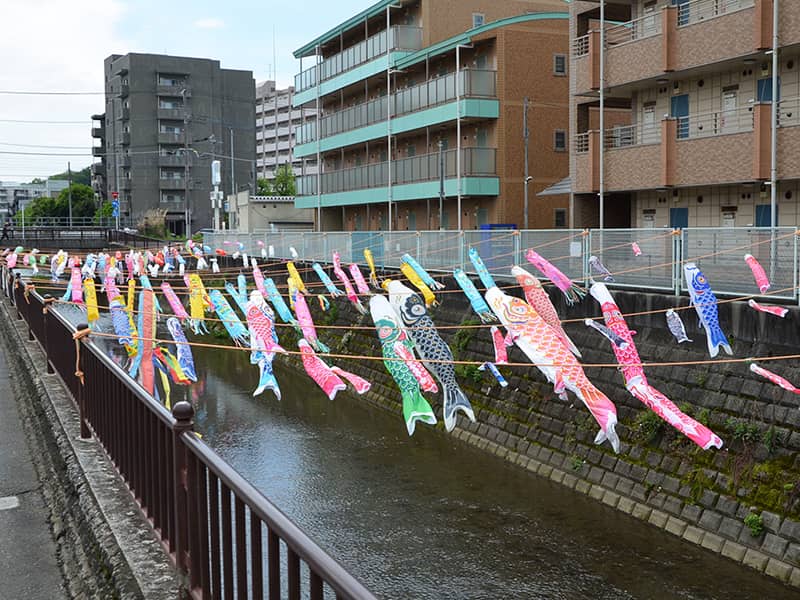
<box><xmin>554</xmin><ymin>208</ymin><xmax>567</xmax><ymax>228</ymax></box>
<box><xmin>472</xmin><ymin>13</ymin><xmax>484</xmax><ymax>28</ymax></box>
<box><xmin>553</xmin><ymin>54</ymin><xmax>567</xmax><ymax>76</ymax></box>
<box><xmin>553</xmin><ymin>129</ymin><xmax>567</xmax><ymax>152</ymax></box>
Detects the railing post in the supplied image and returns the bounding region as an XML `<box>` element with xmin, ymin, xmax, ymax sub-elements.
<box><xmin>416</xmin><ymin>230</ymin><xmax>421</xmax><ymax>262</ymax></box>
<box><xmin>14</xmin><ymin>273</ymin><xmax>22</xmax><ymax>315</ymax></box>
<box><xmin>74</xmin><ymin>323</ymin><xmax>91</xmax><ymax>439</ymax></box>
<box><xmin>172</xmin><ymin>401</ymin><xmax>195</xmax><ymax>575</ymax></box>
<box><xmin>459</xmin><ymin>230</ymin><xmax>465</xmax><ymax>271</ymax></box>
<box><xmin>795</xmin><ymin>229</ymin><xmax>799</xmax><ymax>306</ymax></box>
<box><xmin>672</xmin><ymin>228</ymin><xmax>683</xmax><ymax>296</ymax></box>
<box><xmin>43</xmin><ymin>295</ymin><xmax>54</xmax><ymax>374</ymax></box>
<box><xmin>25</xmin><ymin>284</ymin><xmax>34</xmax><ymax>341</ymax></box>
<box><xmin>583</xmin><ymin>228</ymin><xmax>592</xmax><ymax>287</ymax></box>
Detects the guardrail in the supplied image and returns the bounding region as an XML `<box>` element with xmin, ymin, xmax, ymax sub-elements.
<box><xmin>3</xmin><ymin>270</ymin><xmax>376</xmax><ymax>600</ymax></box>
<box><xmin>204</xmin><ymin>227</ymin><xmax>800</xmax><ymax>302</ymax></box>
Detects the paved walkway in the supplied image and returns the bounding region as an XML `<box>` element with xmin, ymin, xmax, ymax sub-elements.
<box><xmin>0</xmin><ymin>347</ymin><xmax>65</xmax><ymax>599</ymax></box>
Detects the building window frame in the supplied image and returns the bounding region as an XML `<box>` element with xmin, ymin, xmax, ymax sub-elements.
<box><xmin>554</xmin><ymin>208</ymin><xmax>567</xmax><ymax>228</ymax></box>
<box><xmin>472</xmin><ymin>13</ymin><xmax>485</xmax><ymax>28</ymax></box>
<box><xmin>553</xmin><ymin>129</ymin><xmax>567</xmax><ymax>152</ymax></box>
<box><xmin>553</xmin><ymin>54</ymin><xmax>567</xmax><ymax>76</ymax></box>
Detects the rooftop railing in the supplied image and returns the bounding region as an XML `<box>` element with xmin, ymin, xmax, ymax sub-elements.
<box><xmin>572</xmin><ymin>34</ymin><xmax>589</xmax><ymax>58</ymax></box>
<box><xmin>678</xmin><ymin>105</ymin><xmax>754</xmax><ymax>140</ymax></box>
<box><xmin>604</xmin><ymin>122</ymin><xmax>661</xmax><ymax>149</ymax></box>
<box><xmin>606</xmin><ymin>11</ymin><xmax>662</xmax><ymax>46</ymax></box>
<box><xmin>294</xmin><ymin>26</ymin><xmax>423</xmax><ymax>93</ymax></box>
<box><xmin>678</xmin><ymin>0</ymin><xmax>755</xmax><ymax>28</ymax></box>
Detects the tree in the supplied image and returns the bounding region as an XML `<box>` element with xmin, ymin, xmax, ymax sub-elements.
<box><xmin>94</xmin><ymin>201</ymin><xmax>114</xmax><ymax>224</ymax></box>
<box><xmin>272</xmin><ymin>164</ymin><xmax>296</xmax><ymax>197</ymax></box>
<box><xmin>13</xmin><ymin>183</ymin><xmax>96</xmax><ymax>225</ymax></box>
<box><xmin>257</xmin><ymin>177</ymin><xmax>272</xmax><ymax>195</ymax></box>
<box><xmin>48</xmin><ymin>166</ymin><xmax>91</xmax><ymax>186</ymax></box>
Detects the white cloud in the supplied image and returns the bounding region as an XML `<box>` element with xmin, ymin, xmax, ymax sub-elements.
<box><xmin>0</xmin><ymin>0</ymin><xmax>131</xmax><ymax>181</ymax></box>
<box><xmin>193</xmin><ymin>18</ymin><xmax>225</xmax><ymax>29</ymax></box>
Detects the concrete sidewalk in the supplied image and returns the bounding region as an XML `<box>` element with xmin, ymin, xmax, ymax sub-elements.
<box><xmin>0</xmin><ymin>346</ymin><xmax>66</xmax><ymax>599</ymax></box>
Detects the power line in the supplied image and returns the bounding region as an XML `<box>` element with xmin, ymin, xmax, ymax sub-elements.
<box><xmin>0</xmin><ymin>118</ymin><xmax>91</xmax><ymax>124</ymax></box>
<box><xmin>0</xmin><ymin>90</ymin><xmax>104</xmax><ymax>95</ymax></box>
<box><xmin>0</xmin><ymin>142</ymin><xmax>95</xmax><ymax>149</ymax></box>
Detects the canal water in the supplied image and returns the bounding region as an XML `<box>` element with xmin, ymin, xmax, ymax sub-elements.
<box><xmin>64</xmin><ymin>303</ymin><xmax>792</xmax><ymax>600</ymax></box>
<box><xmin>184</xmin><ymin>344</ymin><xmax>794</xmax><ymax>600</ymax></box>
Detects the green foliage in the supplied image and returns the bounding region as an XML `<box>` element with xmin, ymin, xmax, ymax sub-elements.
<box><xmin>570</xmin><ymin>455</ymin><xmax>585</xmax><ymax>471</ymax></box>
<box><xmin>48</xmin><ymin>166</ymin><xmax>91</xmax><ymax>186</ymax></box>
<box><xmin>744</xmin><ymin>512</ymin><xmax>764</xmax><ymax>537</ymax></box>
<box><xmin>14</xmin><ymin>183</ymin><xmax>96</xmax><ymax>225</ymax></box>
<box><xmin>682</xmin><ymin>467</ymin><xmax>715</xmax><ymax>504</ymax></box>
<box><xmin>451</xmin><ymin>318</ymin><xmax>480</xmax><ymax>359</ymax></box>
<box><xmin>257</xmin><ymin>165</ymin><xmax>296</xmax><ymax>197</ymax></box>
<box><xmin>455</xmin><ymin>363</ymin><xmax>483</xmax><ymax>383</ymax></box>
<box><xmin>94</xmin><ymin>201</ymin><xmax>114</xmax><ymax>223</ymax></box>
<box><xmin>762</xmin><ymin>426</ymin><xmax>783</xmax><ymax>456</ymax></box>
<box><xmin>632</xmin><ymin>409</ymin><xmax>665</xmax><ymax>445</ymax></box>
<box><xmin>725</xmin><ymin>417</ymin><xmax>761</xmax><ymax>446</ymax></box>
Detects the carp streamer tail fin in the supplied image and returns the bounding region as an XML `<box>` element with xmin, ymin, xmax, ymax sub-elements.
<box><xmin>401</xmin><ymin>389</ymin><xmax>436</xmax><ymax>436</ymax></box>
<box><xmin>441</xmin><ymin>385</ymin><xmax>476</xmax><ymax>433</ymax></box>
<box><xmin>706</xmin><ymin>324</ymin><xmax>732</xmax><ymax>358</ymax></box>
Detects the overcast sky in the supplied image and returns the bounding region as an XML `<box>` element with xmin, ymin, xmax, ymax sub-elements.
<box><xmin>0</xmin><ymin>0</ymin><xmax>371</xmax><ymax>182</ymax></box>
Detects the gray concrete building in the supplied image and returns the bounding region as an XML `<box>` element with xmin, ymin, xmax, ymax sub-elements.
<box><xmin>93</xmin><ymin>53</ymin><xmax>256</xmax><ymax>235</ymax></box>
<box><xmin>255</xmin><ymin>80</ymin><xmax>317</xmax><ymax>183</ymax></box>
<box><xmin>0</xmin><ymin>180</ymin><xmax>69</xmax><ymax>220</ymax></box>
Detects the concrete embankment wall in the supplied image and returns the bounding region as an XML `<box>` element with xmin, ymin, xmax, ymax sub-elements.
<box><xmin>0</xmin><ymin>295</ymin><xmax>181</xmax><ymax>599</ymax></box>
<box><xmin>262</xmin><ymin>262</ymin><xmax>800</xmax><ymax>588</ymax></box>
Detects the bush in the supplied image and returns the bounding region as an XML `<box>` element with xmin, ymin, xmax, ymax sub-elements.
<box><xmin>744</xmin><ymin>512</ymin><xmax>764</xmax><ymax>537</ymax></box>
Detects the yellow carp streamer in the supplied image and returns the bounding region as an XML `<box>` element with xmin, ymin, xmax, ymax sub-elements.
<box><xmin>364</xmin><ymin>249</ymin><xmax>379</xmax><ymax>288</ymax></box>
<box><xmin>287</xmin><ymin>278</ymin><xmax>298</xmax><ymax>311</ymax></box>
<box><xmin>400</xmin><ymin>262</ymin><xmax>438</xmax><ymax>307</ymax></box>
<box><xmin>126</xmin><ymin>279</ymin><xmax>138</xmax><ymax>335</ymax></box>
<box><xmin>287</xmin><ymin>261</ymin><xmax>309</xmax><ymax>295</ymax></box>
<box><xmin>188</xmin><ymin>273</ymin><xmax>209</xmax><ymax>334</ymax></box>
<box><xmin>83</xmin><ymin>277</ymin><xmax>99</xmax><ymax>324</ymax></box>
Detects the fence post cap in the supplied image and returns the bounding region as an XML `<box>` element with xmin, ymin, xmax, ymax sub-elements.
<box><xmin>172</xmin><ymin>401</ymin><xmax>195</xmax><ymax>425</ymax></box>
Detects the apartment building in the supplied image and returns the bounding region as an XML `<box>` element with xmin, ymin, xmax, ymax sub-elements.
<box><xmin>0</xmin><ymin>180</ymin><xmax>69</xmax><ymax>219</ymax></box>
<box><xmin>255</xmin><ymin>81</ymin><xmax>318</xmax><ymax>182</ymax></box>
<box><xmin>93</xmin><ymin>53</ymin><xmax>255</xmax><ymax>235</ymax></box>
<box><xmin>570</xmin><ymin>0</ymin><xmax>800</xmax><ymax>229</ymax></box>
<box><xmin>291</xmin><ymin>0</ymin><xmax>570</xmax><ymax>231</ymax></box>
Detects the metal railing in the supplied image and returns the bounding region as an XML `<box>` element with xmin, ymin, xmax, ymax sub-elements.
<box><xmin>203</xmin><ymin>227</ymin><xmax>800</xmax><ymax>302</ymax></box>
<box><xmin>572</xmin><ymin>34</ymin><xmax>589</xmax><ymax>58</ymax></box>
<box><xmin>296</xmin><ymin>147</ymin><xmax>497</xmax><ymax>196</ymax></box>
<box><xmin>295</xmin><ymin>69</ymin><xmax>497</xmax><ymax>145</ymax></box>
<box><xmin>4</xmin><ymin>274</ymin><xmax>376</xmax><ymax>600</ymax></box>
<box><xmin>574</xmin><ymin>132</ymin><xmax>590</xmax><ymax>154</ymax></box>
<box><xmin>604</xmin><ymin>122</ymin><xmax>661</xmax><ymax>149</ymax></box>
<box><xmin>778</xmin><ymin>96</ymin><xmax>800</xmax><ymax>129</ymax></box>
<box><xmin>606</xmin><ymin>11</ymin><xmax>662</xmax><ymax>46</ymax></box>
<box><xmin>678</xmin><ymin>105</ymin><xmax>754</xmax><ymax>140</ymax></box>
<box><xmin>677</xmin><ymin>0</ymin><xmax>755</xmax><ymax>28</ymax></box>
<box><xmin>294</xmin><ymin>26</ymin><xmax>423</xmax><ymax>92</ymax></box>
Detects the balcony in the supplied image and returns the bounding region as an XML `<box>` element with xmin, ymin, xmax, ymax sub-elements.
<box><xmin>119</xmin><ymin>84</ymin><xmax>129</xmax><ymax>97</ymax></box>
<box><xmin>92</xmin><ymin>146</ymin><xmax>105</xmax><ymax>157</ymax></box>
<box><xmin>295</xmin><ymin>70</ymin><xmax>497</xmax><ymax>151</ymax></box>
<box><xmin>573</xmin><ymin>103</ymin><xmax>768</xmax><ymax>194</ymax></box>
<box><xmin>297</xmin><ymin>148</ymin><xmax>497</xmax><ymax>196</ymax></box>
<box><xmin>158</xmin><ymin>108</ymin><xmax>185</xmax><ymax>120</ymax></box>
<box><xmin>159</xmin><ymin>177</ymin><xmax>186</xmax><ymax>190</ymax></box>
<box><xmin>120</xmin><ymin>132</ymin><xmax>131</xmax><ymax>146</ymax></box>
<box><xmin>120</xmin><ymin>107</ymin><xmax>130</xmax><ymax>120</ymax></box>
<box><xmin>91</xmin><ymin>163</ymin><xmax>105</xmax><ymax>177</ymax></box>
<box><xmin>91</xmin><ymin>126</ymin><xmax>104</xmax><ymax>138</ymax></box>
<box><xmin>574</xmin><ymin>0</ymin><xmax>771</xmax><ymax>94</ymax></box>
<box><xmin>157</xmin><ymin>84</ymin><xmax>190</xmax><ymax>97</ymax></box>
<box><xmin>118</xmin><ymin>155</ymin><xmax>131</xmax><ymax>167</ymax></box>
<box><xmin>120</xmin><ymin>179</ymin><xmax>132</xmax><ymax>190</ymax></box>
<box><xmin>158</xmin><ymin>132</ymin><xmax>185</xmax><ymax>145</ymax></box>
<box><xmin>294</xmin><ymin>25</ymin><xmax>423</xmax><ymax>93</ymax></box>
<box><xmin>159</xmin><ymin>154</ymin><xmax>186</xmax><ymax>167</ymax></box>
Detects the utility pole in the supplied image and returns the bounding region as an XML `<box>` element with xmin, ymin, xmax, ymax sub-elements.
<box><xmin>523</xmin><ymin>96</ymin><xmax>530</xmax><ymax>230</ymax></box>
<box><xmin>230</xmin><ymin>128</ymin><xmax>235</xmax><ymax>230</ymax></box>
<box><xmin>438</xmin><ymin>139</ymin><xmax>445</xmax><ymax>230</ymax></box>
<box><xmin>67</xmin><ymin>161</ymin><xmax>73</xmax><ymax>228</ymax></box>
<box><xmin>181</xmin><ymin>88</ymin><xmax>191</xmax><ymax>236</ymax></box>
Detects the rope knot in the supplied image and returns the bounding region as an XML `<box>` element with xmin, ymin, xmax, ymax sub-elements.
<box><xmin>24</xmin><ymin>284</ymin><xmax>34</xmax><ymax>304</ymax></box>
<box><xmin>43</xmin><ymin>297</ymin><xmax>54</xmax><ymax>314</ymax></box>
<box><xmin>72</xmin><ymin>328</ymin><xmax>90</xmax><ymax>386</ymax></box>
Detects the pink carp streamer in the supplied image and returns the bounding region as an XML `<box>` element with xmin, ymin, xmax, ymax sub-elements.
<box><xmin>744</xmin><ymin>254</ymin><xmax>770</xmax><ymax>293</ymax></box>
<box><xmin>748</xmin><ymin>299</ymin><xmax>788</xmax><ymax>318</ymax></box>
<box><xmin>70</xmin><ymin>267</ymin><xmax>83</xmax><ymax>304</ymax></box>
<box><xmin>394</xmin><ymin>342</ymin><xmax>439</xmax><ymax>393</ymax></box>
<box><xmin>140</xmin><ymin>289</ymin><xmax>157</xmax><ymax>396</ymax></box>
<box><xmin>750</xmin><ymin>363</ymin><xmax>800</xmax><ymax>395</ymax></box>
<box><xmin>631</xmin><ymin>242</ymin><xmax>642</xmax><ymax>256</ymax></box>
<box><xmin>298</xmin><ymin>339</ymin><xmax>347</xmax><ymax>400</ymax></box>
<box><xmin>332</xmin><ymin>251</ymin><xmax>366</xmax><ymax>314</ymax></box>
<box><xmin>490</xmin><ymin>326</ymin><xmax>508</xmax><ymax>365</ymax></box>
<box><xmin>252</xmin><ymin>264</ymin><xmax>268</xmax><ymax>297</ymax></box>
<box><xmin>486</xmin><ymin>286</ymin><xmax>619</xmax><ymax>452</ymax></box>
<box><xmin>512</xmin><ymin>265</ymin><xmax>581</xmax><ymax>357</ymax></box>
<box><xmin>525</xmin><ymin>249</ymin><xmax>585</xmax><ymax>305</ymax></box>
<box><xmin>348</xmin><ymin>263</ymin><xmax>371</xmax><ymax>296</ymax></box>
<box><xmin>590</xmin><ymin>282</ymin><xmax>723</xmax><ymax>450</ymax></box>
<box><xmin>330</xmin><ymin>366</ymin><xmax>371</xmax><ymax>394</ymax></box>
<box><xmin>161</xmin><ymin>282</ymin><xmax>190</xmax><ymax>322</ymax></box>
<box><xmin>293</xmin><ymin>290</ymin><xmax>330</xmax><ymax>353</ymax></box>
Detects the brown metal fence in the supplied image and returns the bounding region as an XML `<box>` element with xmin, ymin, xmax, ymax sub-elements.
<box><xmin>4</xmin><ymin>267</ymin><xmax>375</xmax><ymax>600</ymax></box>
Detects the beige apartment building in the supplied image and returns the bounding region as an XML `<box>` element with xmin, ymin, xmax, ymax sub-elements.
<box><xmin>570</xmin><ymin>0</ymin><xmax>800</xmax><ymax>229</ymax></box>
<box><xmin>291</xmin><ymin>0</ymin><xmax>571</xmax><ymax>231</ymax></box>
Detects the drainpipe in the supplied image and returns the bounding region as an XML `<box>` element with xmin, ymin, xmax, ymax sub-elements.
<box><xmin>315</xmin><ymin>44</ymin><xmax>322</xmax><ymax>232</ymax></box>
<box><xmin>599</xmin><ymin>0</ymin><xmax>605</xmax><ymax>229</ymax></box>
<box><xmin>387</xmin><ymin>5</ymin><xmax>393</xmax><ymax>232</ymax></box>
<box><xmin>770</xmin><ymin>0</ymin><xmax>779</xmax><ymax>230</ymax></box>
